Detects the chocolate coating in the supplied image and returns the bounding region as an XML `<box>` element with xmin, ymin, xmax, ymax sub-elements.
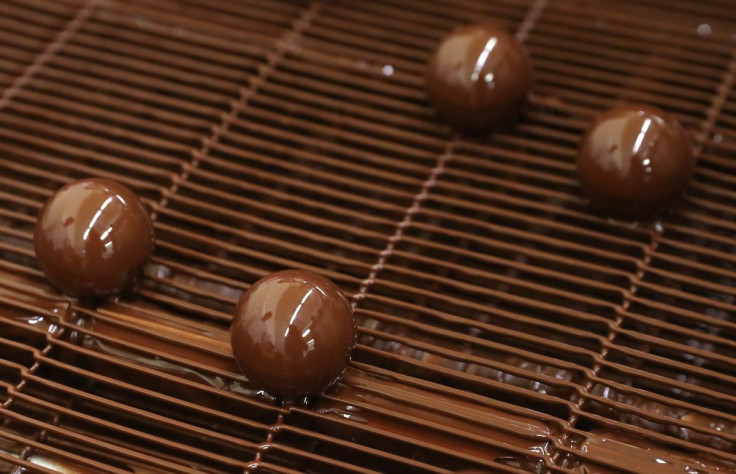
<box><xmin>577</xmin><ymin>104</ymin><xmax>695</xmax><ymax>217</ymax></box>
<box><xmin>230</xmin><ymin>269</ymin><xmax>356</xmax><ymax>399</ymax></box>
<box><xmin>314</xmin><ymin>370</ymin><xmax>551</xmax><ymax>471</ymax></box>
<box><xmin>426</xmin><ymin>23</ymin><xmax>532</xmax><ymax>133</ymax></box>
<box><xmin>34</xmin><ymin>178</ymin><xmax>155</xmax><ymax>298</ymax></box>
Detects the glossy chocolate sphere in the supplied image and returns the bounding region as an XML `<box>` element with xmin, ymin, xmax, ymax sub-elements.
<box><xmin>34</xmin><ymin>178</ymin><xmax>155</xmax><ymax>298</ymax></box>
<box><xmin>230</xmin><ymin>269</ymin><xmax>356</xmax><ymax>399</ymax></box>
<box><xmin>577</xmin><ymin>104</ymin><xmax>695</xmax><ymax>217</ymax></box>
<box><xmin>426</xmin><ymin>23</ymin><xmax>532</xmax><ymax>133</ymax></box>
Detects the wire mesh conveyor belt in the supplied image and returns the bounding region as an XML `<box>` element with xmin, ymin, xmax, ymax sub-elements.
<box><xmin>0</xmin><ymin>0</ymin><xmax>735</xmax><ymax>472</ymax></box>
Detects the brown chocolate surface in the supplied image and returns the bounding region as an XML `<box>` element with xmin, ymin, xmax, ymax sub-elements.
<box><xmin>573</xmin><ymin>430</ymin><xmax>736</xmax><ymax>473</ymax></box>
<box><xmin>231</xmin><ymin>269</ymin><xmax>356</xmax><ymax>399</ymax></box>
<box><xmin>577</xmin><ymin>104</ymin><xmax>695</xmax><ymax>218</ymax></box>
<box><xmin>312</xmin><ymin>369</ymin><xmax>556</xmax><ymax>471</ymax></box>
<box><xmin>0</xmin><ymin>0</ymin><xmax>734</xmax><ymax>473</ymax></box>
<box><xmin>426</xmin><ymin>23</ymin><xmax>532</xmax><ymax>133</ymax></box>
<box><xmin>34</xmin><ymin>178</ymin><xmax>155</xmax><ymax>299</ymax></box>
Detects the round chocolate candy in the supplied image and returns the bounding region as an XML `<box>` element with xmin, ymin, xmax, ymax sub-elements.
<box><xmin>426</xmin><ymin>23</ymin><xmax>532</xmax><ymax>133</ymax></box>
<box><xmin>577</xmin><ymin>104</ymin><xmax>695</xmax><ymax>217</ymax></box>
<box><xmin>230</xmin><ymin>269</ymin><xmax>356</xmax><ymax>399</ymax></box>
<box><xmin>34</xmin><ymin>178</ymin><xmax>155</xmax><ymax>298</ymax></box>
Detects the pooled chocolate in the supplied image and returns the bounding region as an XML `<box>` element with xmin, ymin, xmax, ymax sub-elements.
<box><xmin>230</xmin><ymin>269</ymin><xmax>356</xmax><ymax>399</ymax></box>
<box><xmin>577</xmin><ymin>104</ymin><xmax>695</xmax><ymax>217</ymax></box>
<box><xmin>576</xmin><ymin>430</ymin><xmax>735</xmax><ymax>473</ymax></box>
<box><xmin>425</xmin><ymin>23</ymin><xmax>532</xmax><ymax>133</ymax></box>
<box><xmin>34</xmin><ymin>178</ymin><xmax>155</xmax><ymax>299</ymax></box>
<box><xmin>314</xmin><ymin>370</ymin><xmax>552</xmax><ymax>471</ymax></box>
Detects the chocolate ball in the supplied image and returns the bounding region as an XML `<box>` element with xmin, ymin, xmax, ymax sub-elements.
<box><xmin>230</xmin><ymin>269</ymin><xmax>356</xmax><ymax>399</ymax></box>
<box><xmin>426</xmin><ymin>23</ymin><xmax>532</xmax><ymax>133</ymax></box>
<box><xmin>34</xmin><ymin>178</ymin><xmax>155</xmax><ymax>298</ymax></box>
<box><xmin>577</xmin><ymin>104</ymin><xmax>695</xmax><ymax>217</ymax></box>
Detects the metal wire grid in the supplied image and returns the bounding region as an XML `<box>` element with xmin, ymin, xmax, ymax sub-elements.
<box><xmin>0</xmin><ymin>0</ymin><xmax>734</xmax><ymax>472</ymax></box>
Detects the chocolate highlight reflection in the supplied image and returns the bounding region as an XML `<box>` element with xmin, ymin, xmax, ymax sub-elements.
<box><xmin>426</xmin><ymin>23</ymin><xmax>532</xmax><ymax>133</ymax></box>
<box><xmin>577</xmin><ymin>104</ymin><xmax>695</xmax><ymax>218</ymax></box>
<box><xmin>34</xmin><ymin>178</ymin><xmax>155</xmax><ymax>299</ymax></box>
<box><xmin>230</xmin><ymin>269</ymin><xmax>356</xmax><ymax>399</ymax></box>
